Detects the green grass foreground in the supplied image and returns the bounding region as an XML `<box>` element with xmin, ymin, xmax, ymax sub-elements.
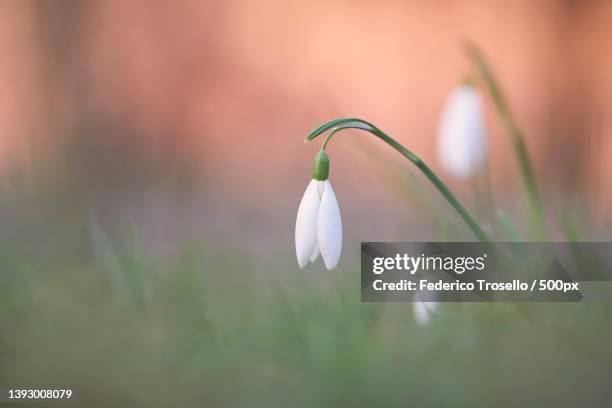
<box><xmin>1</xmin><ymin>242</ymin><xmax>612</xmax><ymax>407</ymax></box>
<box><xmin>0</xmin><ymin>136</ymin><xmax>609</xmax><ymax>406</ymax></box>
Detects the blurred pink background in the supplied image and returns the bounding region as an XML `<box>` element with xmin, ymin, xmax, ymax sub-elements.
<box><xmin>1</xmin><ymin>0</ymin><xmax>611</xmax><ymax>248</ymax></box>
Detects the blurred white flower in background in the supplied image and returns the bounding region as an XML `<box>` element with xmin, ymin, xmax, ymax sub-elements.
<box><xmin>437</xmin><ymin>84</ymin><xmax>488</xmax><ymax>179</ymax></box>
<box><xmin>413</xmin><ymin>296</ymin><xmax>439</xmax><ymax>325</ymax></box>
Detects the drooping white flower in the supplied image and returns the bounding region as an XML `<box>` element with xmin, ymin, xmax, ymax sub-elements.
<box><xmin>437</xmin><ymin>84</ymin><xmax>488</xmax><ymax>179</ymax></box>
<box><xmin>413</xmin><ymin>296</ymin><xmax>438</xmax><ymax>326</ymax></box>
<box><xmin>295</xmin><ymin>150</ymin><xmax>342</xmax><ymax>270</ymax></box>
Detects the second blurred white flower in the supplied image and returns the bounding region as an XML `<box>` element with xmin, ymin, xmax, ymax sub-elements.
<box><xmin>413</xmin><ymin>296</ymin><xmax>439</xmax><ymax>326</ymax></box>
<box><xmin>437</xmin><ymin>84</ymin><xmax>488</xmax><ymax>179</ymax></box>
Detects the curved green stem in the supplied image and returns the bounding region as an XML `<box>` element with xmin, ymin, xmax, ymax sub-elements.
<box><xmin>463</xmin><ymin>40</ymin><xmax>548</xmax><ymax>240</ymax></box>
<box><xmin>305</xmin><ymin>118</ymin><xmax>492</xmax><ymax>242</ymax></box>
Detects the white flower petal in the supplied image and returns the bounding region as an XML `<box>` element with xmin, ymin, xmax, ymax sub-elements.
<box><xmin>295</xmin><ymin>179</ymin><xmax>321</xmax><ymax>268</ymax></box>
<box><xmin>437</xmin><ymin>86</ymin><xmax>487</xmax><ymax>179</ymax></box>
<box><xmin>317</xmin><ymin>180</ymin><xmax>342</xmax><ymax>270</ymax></box>
<box><xmin>316</xmin><ymin>180</ymin><xmax>325</xmax><ymax>198</ymax></box>
<box><xmin>309</xmin><ymin>245</ymin><xmax>320</xmax><ymax>263</ymax></box>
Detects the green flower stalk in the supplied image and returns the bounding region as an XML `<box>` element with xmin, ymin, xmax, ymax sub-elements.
<box><xmin>304</xmin><ymin>118</ymin><xmax>491</xmax><ymax>243</ymax></box>
<box><xmin>463</xmin><ymin>40</ymin><xmax>548</xmax><ymax>240</ymax></box>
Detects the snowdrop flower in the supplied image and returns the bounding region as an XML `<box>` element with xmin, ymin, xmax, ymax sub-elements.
<box><xmin>295</xmin><ymin>150</ymin><xmax>342</xmax><ymax>270</ymax></box>
<box><xmin>413</xmin><ymin>296</ymin><xmax>438</xmax><ymax>326</ymax></box>
<box><xmin>437</xmin><ymin>84</ymin><xmax>488</xmax><ymax>179</ymax></box>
